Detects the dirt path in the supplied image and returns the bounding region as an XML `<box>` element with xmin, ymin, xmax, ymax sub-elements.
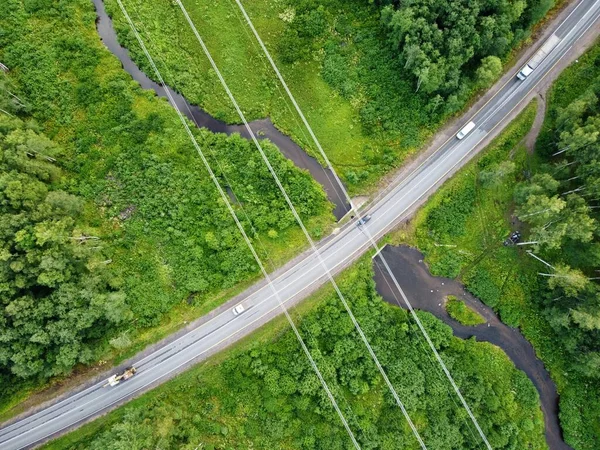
<box><xmin>525</xmin><ymin>93</ymin><xmax>548</xmax><ymax>153</ymax></box>
<box><xmin>373</xmin><ymin>245</ymin><xmax>572</xmax><ymax>450</ymax></box>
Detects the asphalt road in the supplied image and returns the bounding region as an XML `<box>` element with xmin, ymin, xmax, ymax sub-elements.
<box><xmin>2</xmin><ymin>0</ymin><xmax>600</xmax><ymax>448</ymax></box>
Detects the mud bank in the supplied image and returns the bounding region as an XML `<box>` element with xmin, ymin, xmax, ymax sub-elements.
<box><xmin>92</xmin><ymin>0</ymin><xmax>350</xmax><ymax>219</ymax></box>
<box><xmin>373</xmin><ymin>245</ymin><xmax>570</xmax><ymax>450</ymax></box>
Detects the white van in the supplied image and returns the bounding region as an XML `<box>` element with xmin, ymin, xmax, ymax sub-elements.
<box><xmin>517</xmin><ymin>64</ymin><xmax>534</xmax><ymax>80</ymax></box>
<box><xmin>456</xmin><ymin>121</ymin><xmax>476</xmax><ymax>140</ymax></box>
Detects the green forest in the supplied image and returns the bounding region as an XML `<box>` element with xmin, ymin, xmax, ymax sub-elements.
<box><xmin>0</xmin><ymin>0</ymin><xmax>331</xmax><ymax>412</ymax></box>
<box><xmin>0</xmin><ymin>115</ymin><xmax>130</xmax><ymax>379</ymax></box>
<box><xmin>379</xmin><ymin>0</ymin><xmax>555</xmax><ymax>99</ymax></box>
<box><xmin>45</xmin><ymin>260</ymin><xmax>546</xmax><ymax>450</ymax></box>
<box><xmin>403</xmin><ymin>42</ymin><xmax>600</xmax><ymax>449</ymax></box>
<box><xmin>1</xmin><ymin>0</ymin><xmax>599</xmax><ymax>449</ymax></box>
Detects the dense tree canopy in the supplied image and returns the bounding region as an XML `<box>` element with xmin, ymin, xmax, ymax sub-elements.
<box><xmin>50</xmin><ymin>262</ymin><xmax>545</xmax><ymax>450</ymax></box>
<box><xmin>515</xmin><ymin>73</ymin><xmax>600</xmax><ymax>379</ymax></box>
<box><xmin>0</xmin><ymin>0</ymin><xmax>331</xmax><ymax>400</ymax></box>
<box><xmin>0</xmin><ymin>116</ymin><xmax>129</xmax><ymax>379</ymax></box>
<box><xmin>380</xmin><ymin>0</ymin><xmax>556</xmax><ymax>101</ymax></box>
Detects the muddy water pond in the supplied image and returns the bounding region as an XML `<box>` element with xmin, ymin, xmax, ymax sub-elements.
<box><xmin>373</xmin><ymin>245</ymin><xmax>571</xmax><ymax>450</ymax></box>
<box><xmin>92</xmin><ymin>0</ymin><xmax>350</xmax><ymax>219</ymax></box>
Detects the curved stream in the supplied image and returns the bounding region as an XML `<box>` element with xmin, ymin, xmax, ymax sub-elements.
<box><xmin>92</xmin><ymin>1</ymin><xmax>568</xmax><ymax>447</ymax></box>
<box><xmin>373</xmin><ymin>245</ymin><xmax>570</xmax><ymax>450</ymax></box>
<box><xmin>92</xmin><ymin>0</ymin><xmax>350</xmax><ymax>219</ymax></box>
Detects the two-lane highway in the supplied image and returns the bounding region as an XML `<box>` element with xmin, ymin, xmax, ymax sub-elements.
<box><xmin>2</xmin><ymin>0</ymin><xmax>600</xmax><ymax>447</ymax></box>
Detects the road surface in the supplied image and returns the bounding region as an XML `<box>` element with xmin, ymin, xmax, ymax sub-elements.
<box><xmin>1</xmin><ymin>0</ymin><xmax>600</xmax><ymax>447</ymax></box>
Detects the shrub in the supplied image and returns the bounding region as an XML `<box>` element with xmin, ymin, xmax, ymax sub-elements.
<box><xmin>428</xmin><ymin>250</ymin><xmax>464</xmax><ymax>278</ymax></box>
<box><xmin>464</xmin><ymin>266</ymin><xmax>502</xmax><ymax>308</ymax></box>
<box><xmin>446</xmin><ymin>296</ymin><xmax>486</xmax><ymax>326</ymax></box>
<box><xmin>425</xmin><ymin>182</ymin><xmax>476</xmax><ymax>240</ymax></box>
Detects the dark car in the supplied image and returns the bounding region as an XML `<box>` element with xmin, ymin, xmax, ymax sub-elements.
<box><xmin>503</xmin><ymin>230</ymin><xmax>521</xmax><ymax>246</ymax></box>
<box><xmin>357</xmin><ymin>215</ymin><xmax>372</xmax><ymax>226</ymax></box>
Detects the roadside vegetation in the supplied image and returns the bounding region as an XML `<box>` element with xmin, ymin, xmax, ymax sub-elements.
<box><xmin>445</xmin><ymin>296</ymin><xmax>486</xmax><ymax>326</ymax></box>
<box><xmin>395</xmin><ymin>42</ymin><xmax>600</xmax><ymax>450</ymax></box>
<box><xmin>0</xmin><ymin>0</ymin><xmax>587</xmax><ymax>445</ymax></box>
<box><xmin>44</xmin><ymin>259</ymin><xmax>546</xmax><ymax>450</ymax></box>
<box><xmin>0</xmin><ymin>0</ymin><xmax>331</xmax><ymax>415</ymax></box>
<box><xmin>107</xmin><ymin>0</ymin><xmax>561</xmax><ymax>191</ymax></box>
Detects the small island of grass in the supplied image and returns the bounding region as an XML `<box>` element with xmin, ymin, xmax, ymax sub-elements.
<box><xmin>446</xmin><ymin>296</ymin><xmax>486</xmax><ymax>326</ymax></box>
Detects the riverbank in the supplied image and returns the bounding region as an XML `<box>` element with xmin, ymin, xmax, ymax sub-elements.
<box><xmin>93</xmin><ymin>0</ymin><xmax>350</xmax><ymax>218</ymax></box>
<box><xmin>373</xmin><ymin>245</ymin><xmax>570</xmax><ymax>450</ymax></box>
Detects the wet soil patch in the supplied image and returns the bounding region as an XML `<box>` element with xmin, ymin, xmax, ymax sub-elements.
<box><xmin>373</xmin><ymin>244</ymin><xmax>571</xmax><ymax>450</ymax></box>
<box><xmin>92</xmin><ymin>0</ymin><xmax>350</xmax><ymax>219</ymax></box>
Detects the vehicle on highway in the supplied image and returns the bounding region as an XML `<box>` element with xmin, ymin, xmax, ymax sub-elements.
<box><xmin>104</xmin><ymin>367</ymin><xmax>136</xmax><ymax>387</ymax></box>
<box><xmin>456</xmin><ymin>121</ymin><xmax>476</xmax><ymax>140</ymax></box>
<box><xmin>356</xmin><ymin>215</ymin><xmax>372</xmax><ymax>226</ymax></box>
<box><xmin>232</xmin><ymin>304</ymin><xmax>245</xmax><ymax>315</ymax></box>
<box><xmin>517</xmin><ymin>34</ymin><xmax>561</xmax><ymax>80</ymax></box>
<box><xmin>4</xmin><ymin>1</ymin><xmax>599</xmax><ymax>446</ymax></box>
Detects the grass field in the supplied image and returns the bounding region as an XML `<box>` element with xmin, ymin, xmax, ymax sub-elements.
<box><xmin>106</xmin><ymin>0</ymin><xmax>529</xmax><ymax>193</ymax></box>
<box><xmin>104</xmin><ymin>0</ymin><xmax>423</xmax><ymax>192</ymax></box>
<box><xmin>104</xmin><ymin>0</ymin><xmax>562</xmax><ymax>193</ymax></box>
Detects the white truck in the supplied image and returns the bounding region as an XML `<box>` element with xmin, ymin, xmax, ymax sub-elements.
<box><xmin>517</xmin><ymin>34</ymin><xmax>561</xmax><ymax>80</ymax></box>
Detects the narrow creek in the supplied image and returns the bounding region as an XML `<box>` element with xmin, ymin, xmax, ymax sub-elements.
<box><xmin>373</xmin><ymin>245</ymin><xmax>570</xmax><ymax>450</ymax></box>
<box><xmin>92</xmin><ymin>0</ymin><xmax>350</xmax><ymax>219</ymax></box>
<box><xmin>93</xmin><ymin>1</ymin><xmax>568</xmax><ymax>447</ymax></box>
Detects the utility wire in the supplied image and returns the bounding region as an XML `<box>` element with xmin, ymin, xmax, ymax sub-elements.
<box><xmin>172</xmin><ymin>1</ymin><xmax>427</xmax><ymax>448</ymax></box>
<box><xmin>231</xmin><ymin>1</ymin><xmax>492</xmax><ymax>448</ymax></box>
<box><xmin>125</xmin><ymin>5</ymin><xmax>368</xmax><ymax>438</ymax></box>
<box><xmin>226</xmin><ymin>3</ymin><xmax>479</xmax><ymax>441</ymax></box>
<box><xmin>224</xmin><ymin>0</ymin><xmax>349</xmax><ymax>213</ymax></box>
<box><xmin>114</xmin><ymin>2</ymin><xmax>360</xmax><ymax>447</ymax></box>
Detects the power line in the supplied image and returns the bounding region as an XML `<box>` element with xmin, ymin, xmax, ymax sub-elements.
<box><xmin>125</xmin><ymin>4</ymin><xmax>369</xmax><ymax>439</ymax></box>
<box><xmin>172</xmin><ymin>1</ymin><xmax>427</xmax><ymax>448</ymax></box>
<box><xmin>223</xmin><ymin>1</ymin><xmax>479</xmax><ymax>443</ymax></box>
<box><xmin>230</xmin><ymin>2</ymin><xmax>493</xmax><ymax>448</ymax></box>
<box><xmin>114</xmin><ymin>2</ymin><xmax>360</xmax><ymax>447</ymax></box>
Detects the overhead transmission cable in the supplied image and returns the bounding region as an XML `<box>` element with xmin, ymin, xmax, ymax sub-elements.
<box><xmin>125</xmin><ymin>7</ymin><xmax>369</xmax><ymax>439</ymax></box>
<box><xmin>230</xmin><ymin>1</ymin><xmax>493</xmax><ymax>448</ymax></box>
<box><xmin>219</xmin><ymin>6</ymin><xmax>479</xmax><ymax>444</ymax></box>
<box><xmin>224</xmin><ymin>0</ymin><xmax>351</xmax><ymax>217</ymax></box>
<box><xmin>114</xmin><ymin>1</ymin><xmax>360</xmax><ymax>447</ymax></box>
<box><xmin>172</xmin><ymin>1</ymin><xmax>427</xmax><ymax>448</ymax></box>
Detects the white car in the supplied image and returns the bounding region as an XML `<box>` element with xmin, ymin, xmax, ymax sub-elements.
<box><xmin>232</xmin><ymin>304</ymin><xmax>245</xmax><ymax>316</ymax></box>
<box><xmin>456</xmin><ymin>121</ymin><xmax>475</xmax><ymax>140</ymax></box>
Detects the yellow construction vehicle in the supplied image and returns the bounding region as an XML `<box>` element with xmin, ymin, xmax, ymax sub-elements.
<box><xmin>104</xmin><ymin>367</ymin><xmax>136</xmax><ymax>387</ymax></box>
